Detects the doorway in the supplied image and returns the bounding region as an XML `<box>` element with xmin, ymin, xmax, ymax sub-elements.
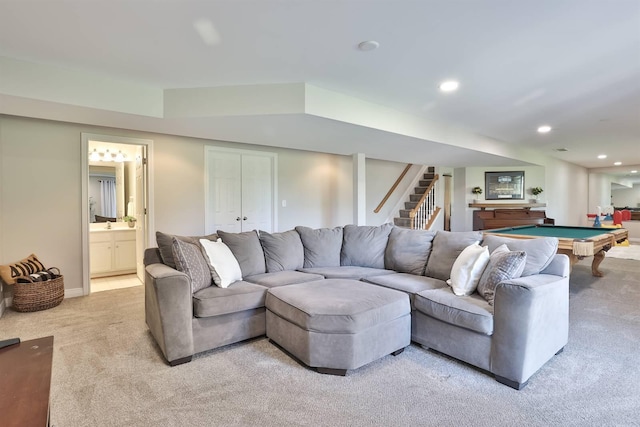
<box><xmin>81</xmin><ymin>133</ymin><xmax>154</xmax><ymax>295</ymax></box>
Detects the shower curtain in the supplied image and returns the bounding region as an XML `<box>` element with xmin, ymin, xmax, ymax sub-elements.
<box><xmin>100</xmin><ymin>179</ymin><xmax>117</xmax><ymax>218</ymax></box>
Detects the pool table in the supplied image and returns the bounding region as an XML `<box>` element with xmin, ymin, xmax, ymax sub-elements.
<box><xmin>483</xmin><ymin>224</ymin><xmax>629</xmax><ymax>277</ymax></box>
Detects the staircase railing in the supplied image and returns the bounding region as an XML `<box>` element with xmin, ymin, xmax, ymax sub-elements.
<box><xmin>374</xmin><ymin>163</ymin><xmax>413</xmax><ymax>213</ymax></box>
<box><xmin>409</xmin><ymin>174</ymin><xmax>440</xmax><ymax>229</ymax></box>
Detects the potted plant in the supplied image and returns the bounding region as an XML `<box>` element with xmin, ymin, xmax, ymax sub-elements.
<box><xmin>123</xmin><ymin>215</ymin><xmax>137</xmax><ymax>228</ymax></box>
<box><xmin>531</xmin><ymin>186</ymin><xmax>543</xmax><ymax>203</ymax></box>
<box><xmin>471</xmin><ymin>186</ymin><xmax>483</xmax><ymax>204</ymax></box>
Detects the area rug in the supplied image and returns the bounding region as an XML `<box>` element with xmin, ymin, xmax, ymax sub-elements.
<box><xmin>606</xmin><ymin>243</ymin><xmax>640</xmax><ymax>261</ymax></box>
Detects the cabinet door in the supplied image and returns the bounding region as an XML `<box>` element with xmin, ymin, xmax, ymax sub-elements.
<box><xmin>114</xmin><ymin>240</ymin><xmax>137</xmax><ymax>270</ymax></box>
<box><xmin>90</xmin><ymin>241</ymin><xmax>113</xmax><ymax>274</ymax></box>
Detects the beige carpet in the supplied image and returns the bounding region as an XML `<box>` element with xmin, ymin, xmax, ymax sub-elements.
<box><xmin>1</xmin><ymin>258</ymin><xmax>639</xmax><ymax>426</ymax></box>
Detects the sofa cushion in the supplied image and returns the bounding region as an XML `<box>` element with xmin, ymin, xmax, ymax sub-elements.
<box><xmin>156</xmin><ymin>231</ymin><xmax>218</xmax><ymax>269</ymax></box>
<box><xmin>363</xmin><ymin>273</ymin><xmax>448</xmax><ymax>308</ymax></box>
<box><xmin>171</xmin><ymin>238</ymin><xmax>212</xmax><ymax>293</ymax></box>
<box><xmin>192</xmin><ymin>281</ymin><xmax>267</xmax><ymax>318</ymax></box>
<box><xmin>295</xmin><ymin>226</ymin><xmax>343</xmax><ymax>268</ymax></box>
<box><xmin>341</xmin><ymin>223</ymin><xmax>393</xmax><ymax>268</ymax></box>
<box><xmin>217</xmin><ymin>230</ymin><xmax>266</xmax><ymax>277</ymax></box>
<box><xmin>259</xmin><ymin>230</ymin><xmax>304</xmax><ymax>272</ymax></box>
<box><xmin>266</xmin><ymin>279</ymin><xmax>409</xmax><ymax>333</ymax></box>
<box><xmin>447</xmin><ymin>243</ymin><xmax>490</xmax><ymax>296</ymax></box>
<box><xmin>384</xmin><ymin>227</ymin><xmax>436</xmax><ymax>275</ymax></box>
<box><xmin>481</xmin><ymin>234</ymin><xmax>558</xmax><ymax>277</ymax></box>
<box><xmin>425</xmin><ymin>231</ymin><xmax>483</xmax><ymax>281</ymax></box>
<box><xmin>199</xmin><ymin>238</ymin><xmax>243</xmax><ymax>288</ymax></box>
<box><xmin>414</xmin><ymin>288</ymin><xmax>494</xmax><ymax>335</ymax></box>
<box><xmin>477</xmin><ymin>245</ymin><xmax>527</xmax><ymax>306</ymax></box>
<box><xmin>244</xmin><ymin>271</ymin><xmax>324</xmax><ymax>288</ymax></box>
<box><xmin>298</xmin><ymin>266</ymin><xmax>395</xmax><ymax>280</ymax></box>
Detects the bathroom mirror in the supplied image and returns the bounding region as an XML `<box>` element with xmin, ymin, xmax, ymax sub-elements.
<box><xmin>89</xmin><ymin>163</ymin><xmax>126</xmax><ymax>222</ymax></box>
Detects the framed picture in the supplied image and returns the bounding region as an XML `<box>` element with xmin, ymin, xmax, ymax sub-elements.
<box><xmin>485</xmin><ymin>171</ymin><xmax>524</xmax><ymax>200</ymax></box>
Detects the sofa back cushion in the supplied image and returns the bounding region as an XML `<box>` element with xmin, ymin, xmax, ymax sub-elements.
<box><xmin>481</xmin><ymin>234</ymin><xmax>558</xmax><ymax>276</ymax></box>
<box><xmin>384</xmin><ymin>227</ymin><xmax>436</xmax><ymax>275</ymax></box>
<box><xmin>217</xmin><ymin>230</ymin><xmax>266</xmax><ymax>277</ymax></box>
<box><xmin>156</xmin><ymin>231</ymin><xmax>218</xmax><ymax>269</ymax></box>
<box><xmin>341</xmin><ymin>223</ymin><xmax>393</xmax><ymax>269</ymax></box>
<box><xmin>259</xmin><ymin>230</ymin><xmax>304</xmax><ymax>272</ymax></box>
<box><xmin>295</xmin><ymin>226</ymin><xmax>343</xmax><ymax>268</ymax></box>
<box><xmin>424</xmin><ymin>230</ymin><xmax>483</xmax><ymax>281</ymax></box>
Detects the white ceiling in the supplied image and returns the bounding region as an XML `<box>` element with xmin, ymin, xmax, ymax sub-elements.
<box><xmin>1</xmin><ymin>0</ymin><xmax>639</xmax><ymax>179</ymax></box>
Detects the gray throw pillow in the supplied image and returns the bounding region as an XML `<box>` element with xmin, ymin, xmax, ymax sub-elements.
<box><xmin>295</xmin><ymin>226</ymin><xmax>343</xmax><ymax>268</ymax></box>
<box><xmin>171</xmin><ymin>237</ymin><xmax>212</xmax><ymax>293</ymax></box>
<box><xmin>477</xmin><ymin>245</ymin><xmax>527</xmax><ymax>305</ymax></box>
<box><xmin>217</xmin><ymin>230</ymin><xmax>266</xmax><ymax>277</ymax></box>
<box><xmin>424</xmin><ymin>230</ymin><xmax>483</xmax><ymax>281</ymax></box>
<box><xmin>341</xmin><ymin>223</ymin><xmax>393</xmax><ymax>268</ymax></box>
<box><xmin>259</xmin><ymin>230</ymin><xmax>304</xmax><ymax>272</ymax></box>
<box><xmin>156</xmin><ymin>231</ymin><xmax>218</xmax><ymax>269</ymax></box>
<box><xmin>384</xmin><ymin>227</ymin><xmax>436</xmax><ymax>275</ymax></box>
<box><xmin>481</xmin><ymin>234</ymin><xmax>558</xmax><ymax>277</ymax></box>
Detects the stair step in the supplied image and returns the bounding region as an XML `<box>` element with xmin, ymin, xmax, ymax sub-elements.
<box><xmin>399</xmin><ymin>209</ymin><xmax>412</xmax><ymax>218</ymax></box>
<box><xmin>414</xmin><ymin>186</ymin><xmax>428</xmax><ymax>195</ymax></box>
<box><xmin>394</xmin><ymin>217</ymin><xmax>413</xmax><ymax>228</ymax></box>
<box><xmin>423</xmin><ymin>173</ymin><xmax>435</xmax><ymax>180</ymax></box>
<box><xmin>409</xmin><ymin>194</ymin><xmax>423</xmax><ymax>202</ymax></box>
<box><xmin>419</xmin><ymin>179</ymin><xmax>433</xmax><ymax>187</ymax></box>
<box><xmin>405</xmin><ymin>202</ymin><xmax>418</xmax><ymax>210</ymax></box>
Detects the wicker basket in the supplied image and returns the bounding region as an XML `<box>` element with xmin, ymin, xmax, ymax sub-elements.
<box><xmin>12</xmin><ymin>275</ymin><xmax>65</xmax><ymax>312</ymax></box>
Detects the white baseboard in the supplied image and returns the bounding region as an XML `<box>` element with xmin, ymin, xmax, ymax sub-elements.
<box><xmin>64</xmin><ymin>287</ymin><xmax>85</xmax><ymax>298</ymax></box>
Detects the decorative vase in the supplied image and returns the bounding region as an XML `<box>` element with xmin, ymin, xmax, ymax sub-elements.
<box><xmin>128</xmin><ymin>221</ymin><xmax>136</xmax><ymax>228</ymax></box>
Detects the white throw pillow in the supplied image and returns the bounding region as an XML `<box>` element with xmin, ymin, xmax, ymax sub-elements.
<box><xmin>447</xmin><ymin>243</ymin><xmax>490</xmax><ymax>296</ymax></box>
<box><xmin>199</xmin><ymin>239</ymin><xmax>243</xmax><ymax>288</ymax></box>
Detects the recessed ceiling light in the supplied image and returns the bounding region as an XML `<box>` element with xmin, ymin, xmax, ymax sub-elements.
<box><xmin>537</xmin><ymin>125</ymin><xmax>552</xmax><ymax>133</ymax></box>
<box><xmin>614</xmin><ymin>161</ymin><xmax>622</xmax><ymax>166</ymax></box>
<box><xmin>597</xmin><ymin>154</ymin><xmax>607</xmax><ymax>159</ymax></box>
<box><xmin>439</xmin><ymin>80</ymin><xmax>459</xmax><ymax>92</ymax></box>
<box><xmin>358</xmin><ymin>40</ymin><xmax>379</xmax><ymax>51</ymax></box>
<box><xmin>631</xmin><ymin>170</ymin><xmax>638</xmax><ymax>174</ymax></box>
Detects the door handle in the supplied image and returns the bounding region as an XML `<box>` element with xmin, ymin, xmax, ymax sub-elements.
<box><xmin>236</xmin><ymin>217</ymin><xmax>241</xmax><ymax>221</ymax></box>
<box><xmin>243</xmin><ymin>217</ymin><xmax>247</xmax><ymax>221</ymax></box>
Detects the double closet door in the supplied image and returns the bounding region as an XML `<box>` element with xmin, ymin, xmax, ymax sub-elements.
<box><xmin>205</xmin><ymin>147</ymin><xmax>277</xmax><ymax>234</ymax></box>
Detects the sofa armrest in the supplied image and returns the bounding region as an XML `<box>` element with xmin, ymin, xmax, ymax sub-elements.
<box><xmin>491</xmin><ymin>269</ymin><xmax>569</xmax><ymax>386</ymax></box>
<box><xmin>145</xmin><ymin>263</ymin><xmax>194</xmax><ymax>365</ymax></box>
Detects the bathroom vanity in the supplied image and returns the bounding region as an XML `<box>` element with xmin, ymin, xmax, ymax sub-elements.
<box><xmin>89</xmin><ymin>225</ymin><xmax>136</xmax><ymax>277</ymax></box>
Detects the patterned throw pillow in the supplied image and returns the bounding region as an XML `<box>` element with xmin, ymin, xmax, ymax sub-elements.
<box><xmin>477</xmin><ymin>245</ymin><xmax>527</xmax><ymax>306</ymax></box>
<box><xmin>171</xmin><ymin>238</ymin><xmax>212</xmax><ymax>293</ymax></box>
<box><xmin>0</xmin><ymin>254</ymin><xmax>47</xmax><ymax>285</ymax></box>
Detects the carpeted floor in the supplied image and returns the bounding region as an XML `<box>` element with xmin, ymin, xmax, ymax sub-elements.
<box><xmin>1</xmin><ymin>258</ymin><xmax>639</xmax><ymax>427</ymax></box>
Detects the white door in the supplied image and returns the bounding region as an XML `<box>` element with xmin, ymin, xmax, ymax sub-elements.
<box><xmin>241</xmin><ymin>154</ymin><xmax>273</xmax><ymax>232</ymax></box>
<box><xmin>135</xmin><ymin>145</ymin><xmax>147</xmax><ymax>281</ymax></box>
<box><xmin>205</xmin><ymin>148</ymin><xmax>276</xmax><ymax>235</ymax></box>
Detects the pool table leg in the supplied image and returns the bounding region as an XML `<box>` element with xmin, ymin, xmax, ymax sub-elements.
<box><xmin>591</xmin><ymin>250</ymin><xmax>605</xmax><ymax>277</ymax></box>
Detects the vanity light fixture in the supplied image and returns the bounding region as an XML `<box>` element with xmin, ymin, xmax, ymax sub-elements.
<box><xmin>89</xmin><ymin>148</ymin><xmax>101</xmax><ymax>162</ymax></box>
<box><xmin>114</xmin><ymin>150</ymin><xmax>125</xmax><ymax>163</ymax></box>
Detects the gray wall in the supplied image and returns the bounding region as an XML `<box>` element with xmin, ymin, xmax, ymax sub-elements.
<box><xmin>0</xmin><ymin>115</ymin><xmax>409</xmax><ymax>298</ymax></box>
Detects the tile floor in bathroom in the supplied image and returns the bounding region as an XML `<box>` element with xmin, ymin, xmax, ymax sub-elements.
<box><xmin>91</xmin><ymin>274</ymin><xmax>142</xmax><ymax>293</ymax></box>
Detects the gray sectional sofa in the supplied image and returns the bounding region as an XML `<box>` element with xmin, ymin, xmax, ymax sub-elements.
<box><xmin>144</xmin><ymin>224</ymin><xmax>569</xmax><ymax>389</ymax></box>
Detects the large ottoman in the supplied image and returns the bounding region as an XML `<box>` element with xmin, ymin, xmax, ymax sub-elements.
<box><xmin>265</xmin><ymin>279</ymin><xmax>411</xmax><ymax>375</ymax></box>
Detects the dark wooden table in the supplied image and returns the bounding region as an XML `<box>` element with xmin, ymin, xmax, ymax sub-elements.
<box><xmin>0</xmin><ymin>336</ymin><xmax>54</xmax><ymax>427</ymax></box>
